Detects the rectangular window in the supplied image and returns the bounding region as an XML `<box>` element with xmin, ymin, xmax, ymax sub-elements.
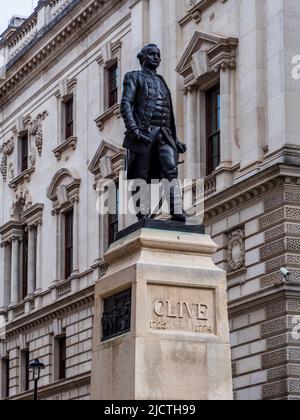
<box><xmin>1</xmin><ymin>357</ymin><xmax>9</xmax><ymax>398</ymax></box>
<box><xmin>108</xmin><ymin>183</ymin><xmax>119</xmax><ymax>245</ymax></box>
<box><xmin>206</xmin><ymin>85</ymin><xmax>221</xmax><ymax>175</ymax></box>
<box><xmin>20</xmin><ymin>132</ymin><xmax>29</xmax><ymax>173</ymax></box>
<box><xmin>21</xmin><ymin>350</ymin><xmax>30</xmax><ymax>392</ymax></box>
<box><xmin>65</xmin><ymin>96</ymin><xmax>74</xmax><ymax>140</ymax></box>
<box><xmin>58</xmin><ymin>336</ymin><xmax>66</xmax><ymax>381</ymax></box>
<box><xmin>108</xmin><ymin>63</ymin><xmax>118</xmax><ymax>108</ymax></box>
<box><xmin>22</xmin><ymin>229</ymin><xmax>28</xmax><ymax>300</ymax></box>
<box><xmin>64</xmin><ymin>209</ymin><xmax>73</xmax><ymax>279</ymax></box>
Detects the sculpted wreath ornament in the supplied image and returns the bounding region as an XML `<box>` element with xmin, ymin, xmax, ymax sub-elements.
<box><xmin>227</xmin><ymin>228</ymin><xmax>245</xmax><ymax>273</ymax></box>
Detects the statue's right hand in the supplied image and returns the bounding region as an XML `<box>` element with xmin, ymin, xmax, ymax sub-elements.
<box><xmin>128</xmin><ymin>129</ymin><xmax>140</xmax><ymax>143</ymax></box>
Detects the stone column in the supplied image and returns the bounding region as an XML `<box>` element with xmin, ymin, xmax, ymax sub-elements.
<box><xmin>220</xmin><ymin>67</ymin><xmax>233</xmax><ymax>167</ymax></box>
<box><xmin>239</xmin><ymin>0</ymin><xmax>265</xmax><ymax>168</ymax></box>
<box><xmin>185</xmin><ymin>87</ymin><xmax>198</xmax><ymax>180</ymax></box>
<box><xmin>0</xmin><ymin>243</ymin><xmax>11</xmax><ymax>308</ymax></box>
<box><xmin>27</xmin><ymin>226</ymin><xmax>36</xmax><ymax>296</ymax></box>
<box><xmin>54</xmin><ymin>210</ymin><xmax>62</xmax><ymax>282</ymax></box>
<box><xmin>11</xmin><ymin>237</ymin><xmax>20</xmax><ymax>305</ymax></box>
<box><xmin>72</xmin><ymin>198</ymin><xmax>79</xmax><ymax>275</ymax></box>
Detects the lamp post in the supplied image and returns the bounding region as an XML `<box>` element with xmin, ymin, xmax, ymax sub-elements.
<box><xmin>29</xmin><ymin>359</ymin><xmax>45</xmax><ymax>401</ymax></box>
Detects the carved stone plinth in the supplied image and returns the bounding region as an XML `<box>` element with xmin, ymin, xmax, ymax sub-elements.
<box><xmin>91</xmin><ymin>225</ymin><xmax>233</xmax><ymax>400</ymax></box>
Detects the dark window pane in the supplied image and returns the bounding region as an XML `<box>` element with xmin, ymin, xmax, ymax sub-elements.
<box><xmin>108</xmin><ymin>183</ymin><xmax>119</xmax><ymax>245</ymax></box>
<box><xmin>64</xmin><ymin>209</ymin><xmax>73</xmax><ymax>279</ymax></box>
<box><xmin>206</xmin><ymin>85</ymin><xmax>221</xmax><ymax>175</ymax></box>
<box><xmin>5</xmin><ymin>357</ymin><xmax>9</xmax><ymax>398</ymax></box>
<box><xmin>58</xmin><ymin>336</ymin><xmax>66</xmax><ymax>380</ymax></box>
<box><xmin>20</xmin><ymin>133</ymin><xmax>28</xmax><ymax>172</ymax></box>
<box><xmin>23</xmin><ymin>350</ymin><xmax>30</xmax><ymax>391</ymax></box>
<box><xmin>65</xmin><ymin>97</ymin><xmax>74</xmax><ymax>140</ymax></box>
<box><xmin>108</xmin><ymin>63</ymin><xmax>118</xmax><ymax>108</ymax></box>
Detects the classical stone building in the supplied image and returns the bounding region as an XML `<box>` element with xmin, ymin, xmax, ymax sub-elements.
<box><xmin>0</xmin><ymin>0</ymin><xmax>299</xmax><ymax>400</ymax></box>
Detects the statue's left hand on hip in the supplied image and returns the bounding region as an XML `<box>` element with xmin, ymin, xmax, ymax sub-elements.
<box><xmin>176</xmin><ymin>141</ymin><xmax>187</xmax><ymax>154</ymax></box>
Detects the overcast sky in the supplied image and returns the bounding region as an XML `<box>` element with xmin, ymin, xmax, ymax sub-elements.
<box><xmin>0</xmin><ymin>0</ymin><xmax>39</xmax><ymax>34</ymax></box>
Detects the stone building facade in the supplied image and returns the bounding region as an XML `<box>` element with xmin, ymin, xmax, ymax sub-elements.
<box><xmin>0</xmin><ymin>0</ymin><xmax>299</xmax><ymax>400</ymax></box>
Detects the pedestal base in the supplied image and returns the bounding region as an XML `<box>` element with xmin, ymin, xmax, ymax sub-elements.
<box><xmin>91</xmin><ymin>225</ymin><xmax>233</xmax><ymax>400</ymax></box>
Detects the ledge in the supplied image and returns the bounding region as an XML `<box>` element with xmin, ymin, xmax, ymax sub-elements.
<box><xmin>9</xmin><ymin>167</ymin><xmax>35</xmax><ymax>190</ymax></box>
<box><xmin>95</xmin><ymin>103</ymin><xmax>121</xmax><ymax>131</ymax></box>
<box><xmin>52</xmin><ymin>136</ymin><xmax>77</xmax><ymax>161</ymax></box>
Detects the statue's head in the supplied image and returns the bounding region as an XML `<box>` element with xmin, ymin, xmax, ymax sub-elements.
<box><xmin>137</xmin><ymin>44</ymin><xmax>161</xmax><ymax>70</ymax></box>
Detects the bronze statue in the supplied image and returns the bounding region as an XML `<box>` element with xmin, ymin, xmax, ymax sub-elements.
<box><xmin>121</xmin><ymin>44</ymin><xmax>187</xmax><ymax>222</ymax></box>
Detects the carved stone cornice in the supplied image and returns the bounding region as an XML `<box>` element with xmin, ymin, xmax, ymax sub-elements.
<box><xmin>179</xmin><ymin>0</ymin><xmax>228</xmax><ymax>26</ymax></box>
<box><xmin>52</xmin><ymin>136</ymin><xmax>78</xmax><ymax>161</ymax></box>
<box><xmin>204</xmin><ymin>164</ymin><xmax>300</xmax><ymax>223</ymax></box>
<box><xmin>0</xmin><ymin>286</ymin><xmax>95</xmax><ymax>338</ymax></box>
<box><xmin>0</xmin><ymin>0</ymin><xmax>126</xmax><ymax>106</ymax></box>
<box><xmin>95</xmin><ymin>103</ymin><xmax>121</xmax><ymax>131</ymax></box>
<box><xmin>0</xmin><ymin>221</ymin><xmax>24</xmax><ymax>246</ymax></box>
<box><xmin>21</xmin><ymin>203</ymin><xmax>44</xmax><ymax>227</ymax></box>
<box><xmin>9</xmin><ymin>167</ymin><xmax>35</xmax><ymax>191</ymax></box>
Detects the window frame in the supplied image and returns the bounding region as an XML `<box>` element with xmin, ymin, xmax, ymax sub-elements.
<box><xmin>108</xmin><ymin>182</ymin><xmax>119</xmax><ymax>246</ymax></box>
<box><xmin>206</xmin><ymin>84</ymin><xmax>221</xmax><ymax>175</ymax></box>
<box><xmin>20</xmin><ymin>131</ymin><xmax>29</xmax><ymax>173</ymax></box>
<box><xmin>64</xmin><ymin>95</ymin><xmax>74</xmax><ymax>141</ymax></box>
<box><xmin>64</xmin><ymin>208</ymin><xmax>74</xmax><ymax>280</ymax></box>
<box><xmin>58</xmin><ymin>335</ymin><xmax>67</xmax><ymax>381</ymax></box>
<box><xmin>107</xmin><ymin>62</ymin><xmax>118</xmax><ymax>109</ymax></box>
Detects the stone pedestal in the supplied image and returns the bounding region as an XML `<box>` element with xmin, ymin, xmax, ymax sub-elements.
<box><xmin>91</xmin><ymin>223</ymin><xmax>233</xmax><ymax>400</ymax></box>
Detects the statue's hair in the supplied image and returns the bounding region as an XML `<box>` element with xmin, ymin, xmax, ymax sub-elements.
<box><xmin>137</xmin><ymin>44</ymin><xmax>161</xmax><ymax>65</ymax></box>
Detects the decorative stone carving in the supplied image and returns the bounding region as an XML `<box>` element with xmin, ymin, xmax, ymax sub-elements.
<box><xmin>29</xmin><ymin>111</ymin><xmax>48</xmax><ymax>156</ymax></box>
<box><xmin>227</xmin><ymin>228</ymin><xmax>245</xmax><ymax>273</ymax></box>
<box><xmin>0</xmin><ymin>137</ymin><xmax>15</xmax><ymax>181</ymax></box>
<box><xmin>101</xmin><ymin>288</ymin><xmax>131</xmax><ymax>342</ymax></box>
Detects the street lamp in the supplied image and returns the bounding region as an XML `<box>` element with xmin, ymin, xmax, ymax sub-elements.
<box><xmin>29</xmin><ymin>359</ymin><xmax>45</xmax><ymax>401</ymax></box>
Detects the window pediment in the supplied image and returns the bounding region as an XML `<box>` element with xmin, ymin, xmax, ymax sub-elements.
<box><xmin>89</xmin><ymin>140</ymin><xmax>125</xmax><ymax>183</ymax></box>
<box><xmin>176</xmin><ymin>31</ymin><xmax>238</xmax><ymax>86</ymax></box>
<box><xmin>47</xmin><ymin>168</ymin><xmax>81</xmax><ymax>213</ymax></box>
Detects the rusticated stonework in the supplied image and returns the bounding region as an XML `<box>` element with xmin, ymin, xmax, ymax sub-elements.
<box><xmin>261</xmin><ymin>316</ymin><xmax>294</xmax><ymax>338</ymax></box>
<box><xmin>266</xmin><ymin>299</ymin><xmax>300</xmax><ymax>320</ymax></box>
<box><xmin>267</xmin><ymin>365</ymin><xmax>300</xmax><ymax>381</ymax></box>
<box><xmin>261</xmin><ymin>270</ymin><xmax>300</xmax><ymax>289</ymax></box>
<box><xmin>266</xmin><ymin>334</ymin><xmax>300</xmax><ymax>351</ymax></box>
<box><xmin>262</xmin><ymin>348</ymin><xmax>300</xmax><ymax>370</ymax></box>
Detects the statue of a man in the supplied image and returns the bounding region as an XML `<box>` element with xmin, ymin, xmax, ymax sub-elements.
<box><xmin>121</xmin><ymin>44</ymin><xmax>187</xmax><ymax>222</ymax></box>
